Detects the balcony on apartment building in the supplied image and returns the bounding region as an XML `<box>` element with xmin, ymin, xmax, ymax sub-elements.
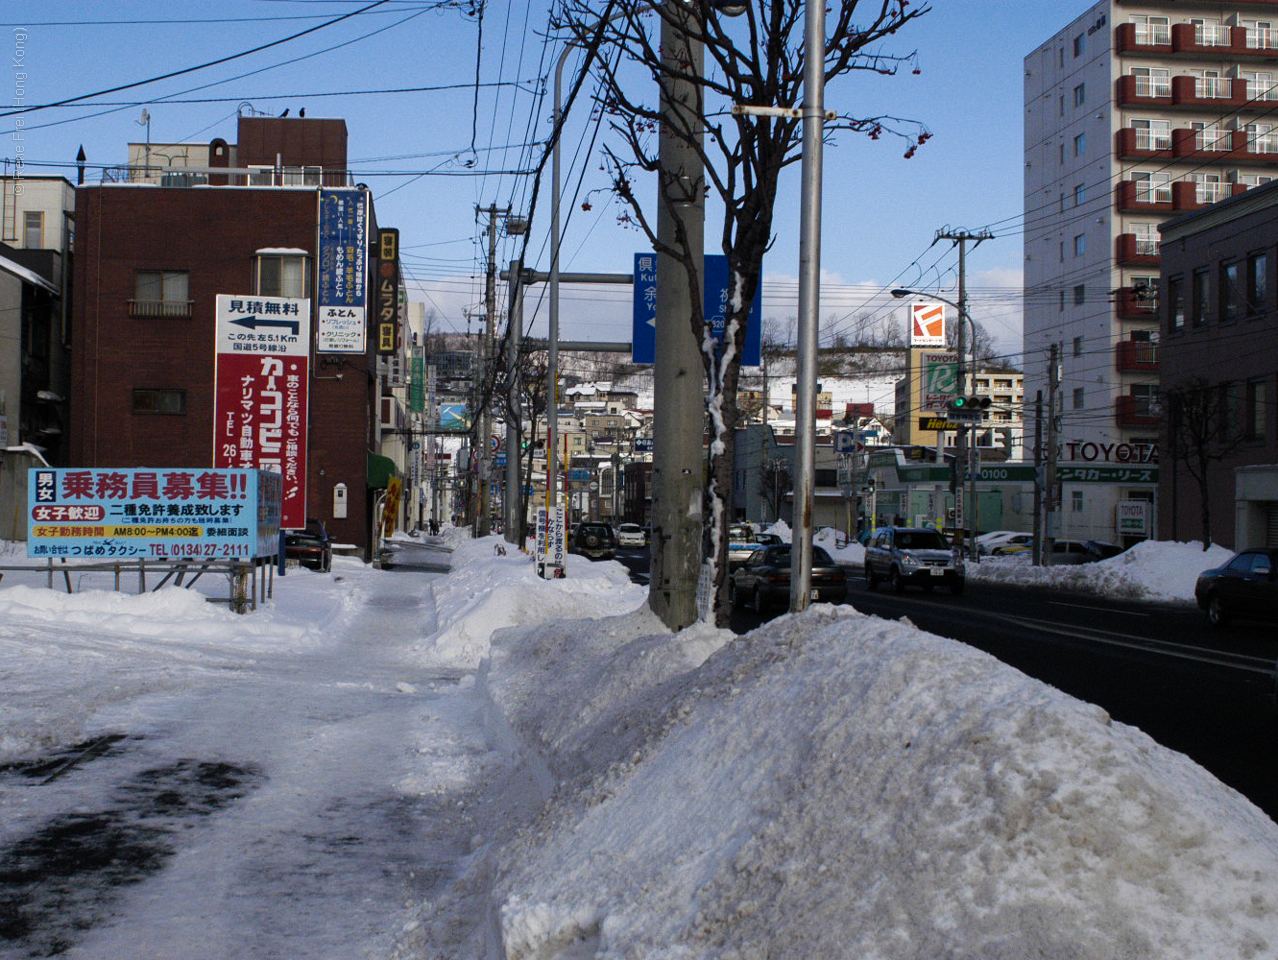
<box><xmin>1116</xmin><ymin>339</ymin><xmax>1159</xmax><ymax>372</ymax></box>
<box><xmin>1115</xmin><ymin>178</ymin><xmax>1246</xmax><ymax>213</ymax></box>
<box><xmin>1116</xmin><ymin>19</ymin><xmax>1278</xmax><ymax>60</ymax></box>
<box><xmin>1115</xmin><ymin>394</ymin><xmax>1161</xmax><ymax>428</ymax></box>
<box><xmin>1115</xmin><ymin>285</ymin><xmax>1159</xmax><ymax>320</ymax></box>
<box><xmin>1116</xmin><ymin>233</ymin><xmax>1160</xmax><ymax>266</ymax></box>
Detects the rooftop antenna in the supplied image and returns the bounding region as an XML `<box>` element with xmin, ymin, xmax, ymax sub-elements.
<box><xmin>136</xmin><ymin>108</ymin><xmax>151</xmax><ymax>180</ymax></box>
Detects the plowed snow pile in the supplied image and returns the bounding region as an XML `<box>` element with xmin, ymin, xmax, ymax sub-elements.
<box><xmin>483</xmin><ymin>601</ymin><xmax>1278</xmax><ymax>960</ymax></box>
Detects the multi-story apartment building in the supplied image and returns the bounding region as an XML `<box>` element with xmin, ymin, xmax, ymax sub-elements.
<box><xmin>1023</xmin><ymin>1</ymin><xmax>1278</xmax><ymax>542</ymax></box>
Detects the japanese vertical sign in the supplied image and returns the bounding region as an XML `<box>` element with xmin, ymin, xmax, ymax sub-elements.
<box><xmin>632</xmin><ymin>253</ymin><xmax>761</xmax><ymax>366</ymax></box>
<box><xmin>213</xmin><ymin>295</ymin><xmax>310</xmax><ymax>529</ymax></box>
<box><xmin>376</xmin><ymin>228</ymin><xmax>400</xmax><ymax>356</ymax></box>
<box><xmin>317</xmin><ymin>187</ymin><xmax>368</xmax><ymax>353</ymax></box>
<box><xmin>27</xmin><ymin>467</ymin><xmax>281</xmax><ymax>560</ymax></box>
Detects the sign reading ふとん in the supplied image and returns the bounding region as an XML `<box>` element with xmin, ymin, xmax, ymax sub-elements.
<box><xmin>213</xmin><ymin>295</ymin><xmax>310</xmax><ymax>529</ymax></box>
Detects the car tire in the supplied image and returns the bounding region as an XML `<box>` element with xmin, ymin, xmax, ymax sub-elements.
<box><xmin>889</xmin><ymin>567</ymin><xmax>906</xmax><ymax>594</ymax></box>
<box><xmin>1207</xmin><ymin>592</ymin><xmax>1230</xmax><ymax>627</ymax></box>
<box><xmin>752</xmin><ymin>586</ymin><xmax>765</xmax><ymax>613</ymax></box>
<box><xmin>865</xmin><ymin>565</ymin><xmax>877</xmax><ymax>590</ymax></box>
<box><xmin>950</xmin><ymin>579</ymin><xmax>965</xmax><ymax>596</ymax></box>
<box><xmin>727</xmin><ymin>580</ymin><xmax>737</xmax><ymax>605</ymax></box>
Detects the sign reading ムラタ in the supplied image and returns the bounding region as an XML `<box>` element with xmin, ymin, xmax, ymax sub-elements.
<box><xmin>213</xmin><ymin>295</ymin><xmax>310</xmax><ymax>529</ymax></box>
<box><xmin>27</xmin><ymin>468</ymin><xmax>281</xmax><ymax>560</ymax></box>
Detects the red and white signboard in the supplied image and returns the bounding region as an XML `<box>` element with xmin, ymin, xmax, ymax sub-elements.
<box><xmin>909</xmin><ymin>302</ymin><xmax>947</xmax><ymax>347</ymax></box>
<box><xmin>213</xmin><ymin>295</ymin><xmax>311</xmax><ymax>529</ymax></box>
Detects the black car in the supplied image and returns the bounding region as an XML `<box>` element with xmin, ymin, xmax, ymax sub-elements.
<box><xmin>284</xmin><ymin>518</ymin><xmax>332</xmax><ymax>572</ymax></box>
<box><xmin>730</xmin><ymin>544</ymin><xmax>848</xmax><ymax>611</ymax></box>
<box><xmin>570</xmin><ymin>521</ymin><xmax>616</xmax><ymax>560</ymax></box>
<box><xmin>1195</xmin><ymin>548</ymin><xmax>1278</xmax><ymax>627</ymax></box>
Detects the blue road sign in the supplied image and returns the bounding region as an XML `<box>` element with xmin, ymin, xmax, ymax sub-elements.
<box><xmin>633</xmin><ymin>253</ymin><xmax>762</xmax><ymax>367</ymax></box>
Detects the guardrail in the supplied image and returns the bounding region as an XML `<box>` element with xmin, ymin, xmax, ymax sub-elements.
<box><xmin>0</xmin><ymin>556</ymin><xmax>277</xmax><ymax>613</ymax></box>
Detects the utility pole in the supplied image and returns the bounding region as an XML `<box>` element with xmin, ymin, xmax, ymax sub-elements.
<box><xmin>649</xmin><ymin>0</ymin><xmax>706</xmax><ymax>631</ymax></box>
<box><xmin>1045</xmin><ymin>343</ymin><xmax>1060</xmax><ymax>566</ymax></box>
<box><xmin>505</xmin><ymin>258</ymin><xmax>524</xmax><ymax>545</ymax></box>
<box><xmin>1032</xmin><ymin>390</ymin><xmax>1043</xmax><ymax>567</ymax></box>
<box><xmin>475</xmin><ymin>203</ymin><xmax>509</xmax><ymax>538</ymax></box>
<box><xmin>935</xmin><ymin>227</ymin><xmax>991</xmax><ymax>558</ymax></box>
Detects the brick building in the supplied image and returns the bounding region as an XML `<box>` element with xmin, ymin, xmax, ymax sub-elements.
<box><xmin>70</xmin><ymin>116</ymin><xmax>397</xmax><ymax>557</ymax></box>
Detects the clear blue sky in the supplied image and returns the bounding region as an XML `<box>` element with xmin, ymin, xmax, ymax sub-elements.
<box><xmin>4</xmin><ymin>1</ymin><xmax>1077</xmax><ymax>362</ymax></box>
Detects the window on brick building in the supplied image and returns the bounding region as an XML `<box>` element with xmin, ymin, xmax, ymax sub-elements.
<box><xmin>256</xmin><ymin>253</ymin><xmax>310</xmax><ymax>299</ymax></box>
<box><xmin>131</xmin><ymin>271</ymin><xmax>191</xmax><ymax>318</ymax></box>
<box><xmin>132</xmin><ymin>388</ymin><xmax>186</xmax><ymax>415</ymax></box>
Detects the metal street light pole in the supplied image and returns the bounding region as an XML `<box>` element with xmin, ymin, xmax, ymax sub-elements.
<box><xmin>788</xmin><ymin>0</ymin><xmax>826</xmax><ymax>613</ymax></box>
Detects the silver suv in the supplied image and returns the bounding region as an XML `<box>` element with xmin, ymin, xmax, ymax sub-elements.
<box><xmin>865</xmin><ymin>526</ymin><xmax>965</xmax><ymax>595</ymax></box>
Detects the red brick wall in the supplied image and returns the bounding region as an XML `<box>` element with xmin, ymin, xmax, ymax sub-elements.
<box><xmin>71</xmin><ymin>184</ymin><xmax>378</xmax><ymax>554</ymax></box>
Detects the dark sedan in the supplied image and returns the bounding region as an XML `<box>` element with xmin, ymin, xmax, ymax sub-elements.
<box><xmin>284</xmin><ymin>518</ymin><xmax>332</xmax><ymax>572</ymax></box>
<box><xmin>1195</xmin><ymin>548</ymin><xmax>1278</xmax><ymax>627</ymax></box>
<box><xmin>730</xmin><ymin>544</ymin><xmax>847</xmax><ymax>612</ymax></box>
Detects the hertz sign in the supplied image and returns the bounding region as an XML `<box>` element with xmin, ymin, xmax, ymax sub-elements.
<box><xmin>918</xmin><ymin>416</ymin><xmax>963</xmax><ymax>431</ymax></box>
<box><xmin>376</xmin><ymin>228</ymin><xmax>400</xmax><ymax>356</ymax></box>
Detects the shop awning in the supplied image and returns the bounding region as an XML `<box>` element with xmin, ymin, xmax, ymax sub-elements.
<box><xmin>367</xmin><ymin>453</ymin><xmax>397</xmax><ymax>489</ymax></box>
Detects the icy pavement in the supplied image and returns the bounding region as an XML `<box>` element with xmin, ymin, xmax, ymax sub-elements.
<box><xmin>0</xmin><ymin>544</ymin><xmax>537</xmax><ymax>959</ymax></box>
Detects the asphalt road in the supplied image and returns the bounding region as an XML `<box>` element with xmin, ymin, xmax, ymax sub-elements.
<box><xmin>614</xmin><ymin>547</ymin><xmax>1278</xmax><ymax>822</ymax></box>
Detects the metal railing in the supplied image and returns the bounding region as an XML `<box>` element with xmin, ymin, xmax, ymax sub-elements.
<box><xmin>1196</xmin><ymin>76</ymin><xmax>1232</xmax><ymax>99</ymax></box>
<box><xmin>1195</xmin><ymin>23</ymin><xmax>1230</xmax><ymax>46</ymax></box>
<box><xmin>128</xmin><ymin>299</ymin><xmax>194</xmax><ymax>318</ymax></box>
<box><xmin>1134</xmin><ymin>23</ymin><xmax>1171</xmax><ymax>45</ymax></box>
<box><xmin>1133</xmin><ymin>128</ymin><xmax>1172</xmax><ymax>151</ymax></box>
<box><xmin>1133</xmin><ymin>76</ymin><xmax>1171</xmax><ymax>98</ymax></box>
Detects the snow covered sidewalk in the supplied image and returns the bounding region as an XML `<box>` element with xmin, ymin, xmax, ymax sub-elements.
<box><xmin>0</xmin><ymin>545</ymin><xmax>522</xmax><ymax>959</ymax></box>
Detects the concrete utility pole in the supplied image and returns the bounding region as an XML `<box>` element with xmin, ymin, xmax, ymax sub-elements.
<box><xmin>1033</xmin><ymin>390</ymin><xmax>1044</xmax><ymax>567</ymax></box>
<box><xmin>504</xmin><ymin>258</ymin><xmax>524</xmax><ymax>545</ymax></box>
<box><xmin>648</xmin><ymin>0</ymin><xmax>707</xmax><ymax>631</ymax></box>
<box><xmin>1045</xmin><ymin>342</ymin><xmax>1060</xmax><ymax>566</ymax></box>
<box><xmin>475</xmin><ymin>203</ymin><xmax>509</xmax><ymax>538</ymax></box>
<box><xmin>935</xmin><ymin>227</ymin><xmax>991</xmax><ymax>558</ymax></box>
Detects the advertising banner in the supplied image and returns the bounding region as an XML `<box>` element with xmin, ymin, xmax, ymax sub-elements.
<box><xmin>535</xmin><ymin>504</ymin><xmax>566</xmax><ymax>579</ymax></box>
<box><xmin>317</xmin><ymin>188</ymin><xmax>368</xmax><ymax>353</ymax></box>
<box><xmin>213</xmin><ymin>295</ymin><xmax>310</xmax><ymax>529</ymax></box>
<box><xmin>27</xmin><ymin>467</ymin><xmax>281</xmax><ymax>560</ymax></box>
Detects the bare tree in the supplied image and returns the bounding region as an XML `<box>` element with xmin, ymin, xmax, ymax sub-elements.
<box><xmin>1166</xmin><ymin>377</ymin><xmax>1248</xmax><ymax>549</ymax></box>
<box><xmin>555</xmin><ymin>0</ymin><xmax>930</xmax><ymax>623</ymax></box>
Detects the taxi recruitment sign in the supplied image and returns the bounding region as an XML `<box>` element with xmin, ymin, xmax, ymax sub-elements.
<box><xmin>27</xmin><ymin>467</ymin><xmax>281</xmax><ymax>561</ymax></box>
<box><xmin>213</xmin><ymin>295</ymin><xmax>310</xmax><ymax>529</ymax></box>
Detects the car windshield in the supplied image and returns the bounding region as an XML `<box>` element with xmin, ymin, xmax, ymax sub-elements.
<box><xmin>766</xmin><ymin>546</ymin><xmax>834</xmax><ymax>565</ymax></box>
<box><xmin>895</xmin><ymin>531</ymin><xmax>948</xmax><ymax>550</ymax></box>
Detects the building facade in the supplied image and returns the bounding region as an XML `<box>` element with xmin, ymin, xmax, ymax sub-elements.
<box><xmin>70</xmin><ymin>116</ymin><xmax>397</xmax><ymax>557</ymax></box>
<box><xmin>1023</xmin><ymin>1</ymin><xmax>1278</xmax><ymax>542</ymax></box>
<box><xmin>1158</xmin><ymin>179</ymin><xmax>1278</xmax><ymax>548</ymax></box>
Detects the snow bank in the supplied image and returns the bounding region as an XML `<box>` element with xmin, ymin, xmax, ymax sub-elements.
<box><xmin>968</xmin><ymin>539</ymin><xmax>1233</xmax><ymax>601</ymax></box>
<box><xmin>469</xmin><ymin>585</ymin><xmax>1278</xmax><ymax>958</ymax></box>
<box><xmin>421</xmin><ymin>536</ymin><xmax>648</xmax><ymax>668</ymax></box>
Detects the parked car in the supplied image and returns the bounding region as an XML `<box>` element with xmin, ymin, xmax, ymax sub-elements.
<box><xmin>570</xmin><ymin>521</ymin><xmax>616</xmax><ymax>560</ymax></box>
<box><xmin>616</xmin><ymin>523</ymin><xmax>646</xmax><ymax>548</ymax></box>
<box><xmin>284</xmin><ymin>518</ymin><xmax>332</xmax><ymax>572</ymax></box>
<box><xmin>731</xmin><ymin>544</ymin><xmax>847</xmax><ymax>611</ymax></box>
<box><xmin>1194</xmin><ymin>548</ymin><xmax>1278</xmax><ymax>627</ymax></box>
<box><xmin>1082</xmin><ymin>540</ymin><xmax>1127</xmax><ymax>561</ymax></box>
<box><xmin>978</xmin><ymin>531</ymin><xmax>1034</xmax><ymax>556</ymax></box>
<box><xmin>865</xmin><ymin>526</ymin><xmax>964</xmax><ymax>594</ymax></box>
<box><xmin>728</xmin><ymin>531</ymin><xmax>784</xmax><ymax>570</ymax></box>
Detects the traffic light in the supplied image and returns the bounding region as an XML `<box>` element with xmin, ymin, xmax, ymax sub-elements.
<box><xmin>946</xmin><ymin>395</ymin><xmax>991</xmax><ymax>414</ymax></box>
